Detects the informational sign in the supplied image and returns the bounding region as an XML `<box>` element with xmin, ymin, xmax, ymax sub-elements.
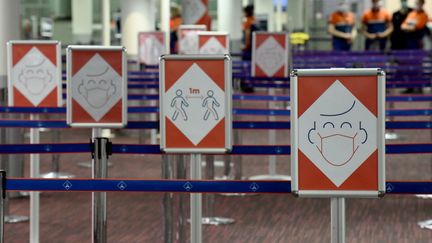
<box><xmin>178</xmin><ymin>25</ymin><xmax>207</xmax><ymax>54</ymax></box>
<box><xmin>160</xmin><ymin>55</ymin><xmax>232</xmax><ymax>153</ymax></box>
<box><xmin>66</xmin><ymin>46</ymin><xmax>127</xmax><ymax>128</ymax></box>
<box><xmin>40</xmin><ymin>17</ymin><xmax>54</xmax><ymax>38</ymax></box>
<box><xmin>138</xmin><ymin>31</ymin><xmax>166</xmax><ymax>65</ymax></box>
<box><xmin>7</xmin><ymin>40</ymin><xmax>62</xmax><ymax>107</ymax></box>
<box><xmin>252</xmin><ymin>32</ymin><xmax>289</xmax><ymax>78</ymax></box>
<box><xmin>181</xmin><ymin>0</ymin><xmax>211</xmax><ymax>29</ymax></box>
<box><xmin>198</xmin><ymin>31</ymin><xmax>229</xmax><ymax>54</ymax></box>
<box><xmin>291</xmin><ymin>68</ymin><xmax>385</xmax><ymax>197</ymax></box>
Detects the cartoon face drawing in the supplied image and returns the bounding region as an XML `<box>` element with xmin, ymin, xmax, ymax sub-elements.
<box><xmin>18</xmin><ymin>58</ymin><xmax>53</xmax><ymax>95</ymax></box>
<box><xmin>298</xmin><ymin>80</ymin><xmax>377</xmax><ymax>187</ymax></box>
<box><xmin>255</xmin><ymin>36</ymin><xmax>285</xmax><ymax>76</ymax></box>
<box><xmin>78</xmin><ymin>66</ymin><xmax>116</xmax><ymax>109</ymax></box>
<box><xmin>307</xmin><ymin>100</ymin><xmax>368</xmax><ymax>166</ymax></box>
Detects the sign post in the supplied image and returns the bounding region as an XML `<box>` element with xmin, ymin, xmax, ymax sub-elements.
<box><xmin>67</xmin><ymin>45</ymin><xmax>127</xmax><ymax>243</ymax></box>
<box><xmin>250</xmin><ymin>32</ymin><xmax>290</xmax><ymax>180</ymax></box>
<box><xmin>291</xmin><ymin>68</ymin><xmax>385</xmax><ymax>242</ymax></box>
<box><xmin>7</xmin><ymin>40</ymin><xmax>63</xmax><ymax>241</ymax></box>
<box><xmin>160</xmin><ymin>55</ymin><xmax>232</xmax><ymax>243</ymax></box>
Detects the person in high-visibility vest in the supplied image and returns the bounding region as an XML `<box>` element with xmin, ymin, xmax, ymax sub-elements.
<box><xmin>401</xmin><ymin>0</ymin><xmax>429</xmax><ymax>49</ymax></box>
<box><xmin>360</xmin><ymin>0</ymin><xmax>393</xmax><ymax>51</ymax></box>
<box><xmin>328</xmin><ymin>1</ymin><xmax>357</xmax><ymax>51</ymax></box>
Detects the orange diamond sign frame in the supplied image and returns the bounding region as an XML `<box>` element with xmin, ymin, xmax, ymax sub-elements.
<box><xmin>252</xmin><ymin>32</ymin><xmax>289</xmax><ymax>78</ymax></box>
<box><xmin>7</xmin><ymin>40</ymin><xmax>62</xmax><ymax>107</ymax></box>
<box><xmin>66</xmin><ymin>46</ymin><xmax>127</xmax><ymax>128</ymax></box>
<box><xmin>160</xmin><ymin>55</ymin><xmax>232</xmax><ymax>153</ymax></box>
<box><xmin>291</xmin><ymin>68</ymin><xmax>385</xmax><ymax>197</ymax></box>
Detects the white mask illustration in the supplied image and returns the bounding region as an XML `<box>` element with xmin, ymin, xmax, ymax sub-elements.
<box><xmin>18</xmin><ymin>59</ymin><xmax>53</xmax><ymax>95</ymax></box>
<box><xmin>78</xmin><ymin>67</ymin><xmax>116</xmax><ymax>109</ymax></box>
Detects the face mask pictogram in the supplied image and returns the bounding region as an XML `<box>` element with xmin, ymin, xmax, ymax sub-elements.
<box><xmin>18</xmin><ymin>59</ymin><xmax>53</xmax><ymax>95</ymax></box>
<box><xmin>78</xmin><ymin>67</ymin><xmax>116</xmax><ymax>109</ymax></box>
<box><xmin>317</xmin><ymin>132</ymin><xmax>358</xmax><ymax>166</ymax></box>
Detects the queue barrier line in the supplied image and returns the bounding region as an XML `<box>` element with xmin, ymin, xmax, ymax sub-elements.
<box><xmin>3</xmin><ymin>106</ymin><xmax>432</xmax><ymax>117</ymax></box>
<box><xmin>2</xmin><ymin>120</ymin><xmax>432</xmax><ymax>130</ymax></box>
<box><xmin>0</xmin><ymin>143</ymin><xmax>431</xmax><ymax>155</ymax></box>
<box><xmin>4</xmin><ymin>178</ymin><xmax>432</xmax><ymax>194</ymax></box>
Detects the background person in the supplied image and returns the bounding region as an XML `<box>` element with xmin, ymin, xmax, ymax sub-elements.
<box><xmin>328</xmin><ymin>1</ymin><xmax>357</xmax><ymax>51</ymax></box>
<box><xmin>391</xmin><ymin>0</ymin><xmax>413</xmax><ymax>50</ymax></box>
<box><xmin>242</xmin><ymin>4</ymin><xmax>258</xmax><ymax>61</ymax></box>
<box><xmin>401</xmin><ymin>0</ymin><xmax>429</xmax><ymax>49</ymax></box>
<box><xmin>361</xmin><ymin>0</ymin><xmax>393</xmax><ymax>51</ymax></box>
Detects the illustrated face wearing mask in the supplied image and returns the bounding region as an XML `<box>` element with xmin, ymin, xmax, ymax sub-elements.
<box><xmin>78</xmin><ymin>66</ymin><xmax>117</xmax><ymax>109</ymax></box>
<box><xmin>18</xmin><ymin>59</ymin><xmax>53</xmax><ymax>95</ymax></box>
<box><xmin>307</xmin><ymin>101</ymin><xmax>368</xmax><ymax>166</ymax></box>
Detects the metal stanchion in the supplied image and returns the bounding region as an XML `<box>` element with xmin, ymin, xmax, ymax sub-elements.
<box><xmin>202</xmin><ymin>155</ymin><xmax>234</xmax><ymax>225</ymax></box>
<box><xmin>29</xmin><ymin>114</ymin><xmax>40</xmax><ymax>243</ymax></box>
<box><xmin>176</xmin><ymin>155</ymin><xmax>187</xmax><ymax>243</ymax></box>
<box><xmin>331</xmin><ymin>197</ymin><xmax>345</xmax><ymax>243</ymax></box>
<box><xmin>0</xmin><ymin>125</ymin><xmax>28</xmax><ymax>223</ymax></box>
<box><xmin>78</xmin><ymin>129</ymin><xmax>112</xmax><ymax>168</ymax></box>
<box><xmin>162</xmin><ymin>154</ymin><xmax>174</xmax><ymax>243</ymax></box>
<box><xmin>91</xmin><ymin>134</ymin><xmax>111</xmax><ymax>243</ymax></box>
<box><xmin>7</xmin><ymin>115</ymin><xmax>27</xmax><ymax>199</ymax></box>
<box><xmin>41</xmin><ymin>129</ymin><xmax>74</xmax><ymax>178</ymax></box>
<box><xmin>190</xmin><ymin>154</ymin><xmax>202</xmax><ymax>243</ymax></box>
<box><xmin>0</xmin><ymin>170</ymin><xmax>6</xmax><ymax>243</ymax></box>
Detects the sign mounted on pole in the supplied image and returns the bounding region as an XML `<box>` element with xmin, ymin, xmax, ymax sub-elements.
<box><xmin>138</xmin><ymin>31</ymin><xmax>166</xmax><ymax>65</ymax></box>
<box><xmin>198</xmin><ymin>31</ymin><xmax>229</xmax><ymax>54</ymax></box>
<box><xmin>181</xmin><ymin>0</ymin><xmax>211</xmax><ymax>29</ymax></box>
<box><xmin>291</xmin><ymin>68</ymin><xmax>385</xmax><ymax>197</ymax></box>
<box><xmin>66</xmin><ymin>46</ymin><xmax>127</xmax><ymax>128</ymax></box>
<box><xmin>178</xmin><ymin>25</ymin><xmax>207</xmax><ymax>54</ymax></box>
<box><xmin>160</xmin><ymin>55</ymin><xmax>232</xmax><ymax>153</ymax></box>
<box><xmin>7</xmin><ymin>40</ymin><xmax>62</xmax><ymax>107</ymax></box>
<box><xmin>252</xmin><ymin>32</ymin><xmax>289</xmax><ymax>78</ymax></box>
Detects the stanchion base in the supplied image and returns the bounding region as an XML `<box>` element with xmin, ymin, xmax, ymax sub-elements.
<box><xmin>249</xmin><ymin>174</ymin><xmax>291</xmax><ymax>180</ymax></box>
<box><xmin>385</xmin><ymin>132</ymin><xmax>399</xmax><ymax>140</ymax></box>
<box><xmin>416</xmin><ymin>194</ymin><xmax>432</xmax><ymax>199</ymax></box>
<box><xmin>418</xmin><ymin>219</ymin><xmax>432</xmax><ymax>229</ymax></box>
<box><xmin>202</xmin><ymin>217</ymin><xmax>235</xmax><ymax>225</ymax></box>
<box><xmin>40</xmin><ymin>172</ymin><xmax>75</xmax><ymax>179</ymax></box>
<box><xmin>78</xmin><ymin>161</ymin><xmax>113</xmax><ymax>168</ymax></box>
<box><xmin>5</xmin><ymin>215</ymin><xmax>29</xmax><ymax>223</ymax></box>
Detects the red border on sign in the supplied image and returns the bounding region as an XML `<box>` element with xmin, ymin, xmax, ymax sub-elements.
<box><xmin>70</xmin><ymin>49</ymin><xmax>123</xmax><ymax>124</ymax></box>
<box><xmin>198</xmin><ymin>35</ymin><xmax>227</xmax><ymax>48</ymax></box>
<box><xmin>254</xmin><ymin>33</ymin><xmax>287</xmax><ymax>78</ymax></box>
<box><xmin>297</xmin><ymin>75</ymin><xmax>379</xmax><ymax>191</ymax></box>
<box><xmin>164</xmin><ymin>59</ymin><xmax>226</xmax><ymax>149</ymax></box>
<box><xmin>11</xmin><ymin>43</ymin><xmax>59</xmax><ymax>107</ymax></box>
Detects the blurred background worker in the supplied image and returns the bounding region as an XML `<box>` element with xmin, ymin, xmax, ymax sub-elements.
<box><xmin>361</xmin><ymin>0</ymin><xmax>393</xmax><ymax>51</ymax></box>
<box><xmin>170</xmin><ymin>3</ymin><xmax>182</xmax><ymax>54</ymax></box>
<box><xmin>401</xmin><ymin>0</ymin><xmax>429</xmax><ymax>49</ymax></box>
<box><xmin>328</xmin><ymin>1</ymin><xmax>356</xmax><ymax>51</ymax></box>
<box><xmin>391</xmin><ymin>0</ymin><xmax>413</xmax><ymax>50</ymax></box>
<box><xmin>242</xmin><ymin>4</ymin><xmax>258</xmax><ymax>60</ymax></box>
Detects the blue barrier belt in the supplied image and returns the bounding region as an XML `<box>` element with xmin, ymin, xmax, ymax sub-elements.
<box><xmin>3</xmin><ymin>106</ymin><xmax>432</xmax><ymax>117</ymax></box>
<box><xmin>0</xmin><ymin>143</ymin><xmax>431</xmax><ymax>154</ymax></box>
<box><xmin>1</xmin><ymin>120</ymin><xmax>432</xmax><ymax>130</ymax></box>
<box><xmin>5</xmin><ymin>178</ymin><xmax>432</xmax><ymax>194</ymax></box>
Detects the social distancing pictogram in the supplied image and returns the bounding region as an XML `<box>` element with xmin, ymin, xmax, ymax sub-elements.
<box><xmin>7</xmin><ymin>41</ymin><xmax>62</xmax><ymax>107</ymax></box>
<box><xmin>138</xmin><ymin>31</ymin><xmax>166</xmax><ymax>65</ymax></box>
<box><xmin>252</xmin><ymin>32</ymin><xmax>289</xmax><ymax>78</ymax></box>
<box><xmin>67</xmin><ymin>46</ymin><xmax>127</xmax><ymax>127</ymax></box>
<box><xmin>160</xmin><ymin>55</ymin><xmax>232</xmax><ymax>153</ymax></box>
<box><xmin>291</xmin><ymin>69</ymin><xmax>385</xmax><ymax>197</ymax></box>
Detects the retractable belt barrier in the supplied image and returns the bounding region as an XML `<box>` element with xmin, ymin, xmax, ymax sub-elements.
<box><xmin>0</xmin><ymin>143</ymin><xmax>430</xmax><ymax>155</ymax></box>
<box><xmin>2</xmin><ymin>106</ymin><xmax>432</xmax><ymax>117</ymax></box>
<box><xmin>0</xmin><ymin>120</ymin><xmax>431</xmax><ymax>130</ymax></box>
<box><xmin>3</xmin><ymin>178</ymin><xmax>432</xmax><ymax>194</ymax></box>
